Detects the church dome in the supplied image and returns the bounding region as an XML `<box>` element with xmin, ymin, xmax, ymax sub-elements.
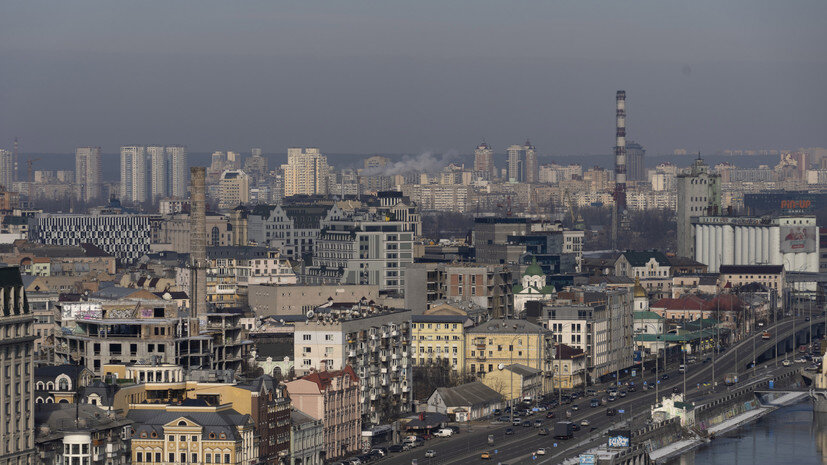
<box><xmin>524</xmin><ymin>257</ymin><xmax>543</xmax><ymax>277</ymax></box>
<box><xmin>633</xmin><ymin>277</ymin><xmax>647</xmax><ymax>298</ymax></box>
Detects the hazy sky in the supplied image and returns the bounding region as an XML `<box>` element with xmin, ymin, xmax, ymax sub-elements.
<box><xmin>1</xmin><ymin>1</ymin><xmax>825</xmax><ymax>156</ymax></box>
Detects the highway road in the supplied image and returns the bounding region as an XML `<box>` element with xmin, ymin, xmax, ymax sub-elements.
<box><xmin>361</xmin><ymin>315</ymin><xmax>819</xmax><ymax>465</ymax></box>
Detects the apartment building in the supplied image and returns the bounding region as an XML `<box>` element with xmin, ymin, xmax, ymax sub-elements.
<box><xmin>75</xmin><ymin>146</ymin><xmax>102</xmax><ymax>202</ymax></box>
<box><xmin>474</xmin><ymin>141</ymin><xmax>496</xmax><ymax>179</ymax></box>
<box><xmin>248</xmin><ymin>284</ymin><xmax>379</xmax><ymax>316</ymax></box>
<box><xmin>120</xmin><ymin>145</ymin><xmax>147</xmax><ymax>203</ymax></box>
<box><xmin>293</xmin><ymin>304</ymin><xmax>412</xmax><ymax>425</ymax></box>
<box><xmin>219</xmin><ymin>170</ymin><xmax>251</xmax><ymax>210</ymax></box>
<box><xmin>411</xmin><ymin>314</ymin><xmax>470</xmax><ymax>371</ymax></box>
<box><xmin>0</xmin><ymin>267</ymin><xmax>37</xmax><ymax>465</ymax></box>
<box><xmin>34</xmin><ymin>403</ymin><xmax>133</xmax><ymax>465</ymax></box>
<box><xmin>404</xmin><ymin>262</ymin><xmax>514</xmax><ymax>318</ymax></box>
<box><xmin>614</xmin><ymin>250</ymin><xmax>672</xmax><ymax>279</ymax></box>
<box><xmin>290</xmin><ymin>409</ymin><xmax>323</xmax><ymax>465</ymax></box>
<box><xmin>246</xmin><ymin>204</ymin><xmax>333</xmax><ymax>259</ymax></box>
<box><xmin>464</xmin><ymin>319</ymin><xmax>553</xmax><ymax>396</ymax></box>
<box><xmin>282</xmin><ymin>148</ymin><xmax>330</xmax><ymax>197</ymax></box>
<box><xmin>128</xmin><ymin>403</ymin><xmax>256</xmax><ymax>465</ymax></box>
<box><xmin>30</xmin><ymin>212</ymin><xmax>153</xmax><ymax>265</ymax></box>
<box><xmin>205</xmin><ymin>246</ymin><xmax>297</xmax><ymax>309</ymax></box>
<box><xmin>307</xmin><ymin>208</ymin><xmax>414</xmax><ymax>294</ymax></box>
<box><xmin>285</xmin><ymin>367</ymin><xmax>361</xmax><ymax>461</ymax></box>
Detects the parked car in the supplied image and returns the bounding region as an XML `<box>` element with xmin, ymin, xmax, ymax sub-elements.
<box><xmin>498</xmin><ymin>416</ymin><xmax>510</xmax><ymax>423</ymax></box>
<box><xmin>447</xmin><ymin>426</ymin><xmax>461</xmax><ymax>434</ymax></box>
<box><xmin>389</xmin><ymin>445</ymin><xmax>405</xmax><ymax>453</ymax></box>
<box><xmin>371</xmin><ymin>448</ymin><xmax>387</xmax><ymax>457</ymax></box>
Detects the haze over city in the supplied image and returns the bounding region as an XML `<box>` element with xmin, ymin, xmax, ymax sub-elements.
<box><xmin>1</xmin><ymin>1</ymin><xmax>826</xmax><ymax>155</ymax></box>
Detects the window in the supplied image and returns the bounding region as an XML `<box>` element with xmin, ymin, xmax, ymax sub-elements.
<box><xmin>192</xmin><ymin>453</ymin><xmax>198</xmax><ymax>462</ymax></box>
<box><xmin>137</xmin><ymin>452</ymin><xmax>143</xmax><ymax>462</ymax></box>
<box><xmin>169</xmin><ymin>453</ymin><xmax>174</xmax><ymax>463</ymax></box>
<box><xmin>302</xmin><ymin>334</ymin><xmax>311</xmax><ymax>341</ymax></box>
<box><xmin>180</xmin><ymin>435</ymin><xmax>186</xmax><ymax>442</ymax></box>
<box><xmin>224</xmin><ymin>454</ymin><xmax>230</xmax><ymax>463</ymax></box>
<box><xmin>206</xmin><ymin>454</ymin><xmax>212</xmax><ymax>464</ymax></box>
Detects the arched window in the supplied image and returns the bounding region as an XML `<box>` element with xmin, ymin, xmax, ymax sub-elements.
<box><xmin>58</xmin><ymin>378</ymin><xmax>69</xmax><ymax>391</ymax></box>
<box><xmin>36</xmin><ymin>381</ymin><xmax>44</xmax><ymax>390</ymax></box>
<box><xmin>178</xmin><ymin>421</ymin><xmax>187</xmax><ymax>426</ymax></box>
<box><xmin>35</xmin><ymin>397</ymin><xmax>43</xmax><ymax>404</ymax></box>
<box><xmin>58</xmin><ymin>399</ymin><xmax>68</xmax><ymax>404</ymax></box>
<box><xmin>46</xmin><ymin>381</ymin><xmax>54</xmax><ymax>390</ymax></box>
<box><xmin>46</xmin><ymin>397</ymin><xmax>53</xmax><ymax>403</ymax></box>
<box><xmin>211</xmin><ymin>227</ymin><xmax>220</xmax><ymax>246</ymax></box>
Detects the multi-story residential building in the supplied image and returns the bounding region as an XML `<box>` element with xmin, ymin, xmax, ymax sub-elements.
<box><xmin>626</xmin><ymin>141</ymin><xmax>646</xmax><ymax>182</ymax></box>
<box><xmin>548</xmin><ymin>287</ymin><xmax>635</xmax><ymax>383</ymax></box>
<box><xmin>285</xmin><ymin>367</ymin><xmax>361</xmax><ymax>460</ymax></box>
<box><xmin>307</xmin><ymin>208</ymin><xmax>413</xmax><ymax>294</ymax></box>
<box><xmin>411</xmin><ymin>314</ymin><xmax>469</xmax><ymax>371</ymax></box>
<box><xmin>551</xmin><ymin>344</ymin><xmax>587</xmax><ymax>390</ymax></box>
<box><xmin>676</xmin><ymin>157</ymin><xmax>722</xmax><ymax>258</ymax></box>
<box><xmin>0</xmin><ymin>267</ymin><xmax>37</xmax><ymax>465</ymax></box>
<box><xmin>400</xmin><ymin>184</ymin><xmax>471</xmax><ymax>213</ymax></box>
<box><xmin>148</xmin><ymin>145</ymin><xmax>168</xmax><ymax>201</ymax></box>
<box><xmin>282</xmin><ymin>148</ymin><xmax>330</xmax><ymax>197</ymax></box>
<box><xmin>718</xmin><ymin>264</ymin><xmax>784</xmax><ymax>291</ymax></box>
<box><xmin>506</xmin><ymin>141</ymin><xmax>537</xmax><ymax>183</ymax></box>
<box><xmin>293</xmin><ymin>304</ymin><xmax>412</xmax><ymax>424</ymax></box>
<box><xmin>30</xmin><ymin>212</ymin><xmax>153</xmax><ymax>265</ymax></box>
<box><xmin>246</xmin><ymin>203</ymin><xmax>333</xmax><ymax>259</ymax></box>
<box><xmin>244</xmin><ymin>148</ymin><xmax>269</xmax><ymax>182</ymax></box>
<box><xmin>248</xmin><ymin>284</ymin><xmax>379</xmax><ymax>316</ymax></box>
<box><xmin>290</xmin><ymin>409</ymin><xmax>323</xmax><ymax>465</ymax></box>
<box><xmin>464</xmin><ymin>319</ymin><xmax>553</xmax><ymax>397</ymax></box>
<box><xmin>474</xmin><ymin>142</ymin><xmax>496</xmax><ymax>179</ymax></box>
<box><xmin>75</xmin><ymin>146</ymin><xmax>102</xmax><ymax>202</ymax></box>
<box><xmin>34</xmin><ymin>403</ymin><xmax>133</xmax><ymax>465</ymax></box>
<box><xmin>472</xmin><ymin>217</ymin><xmax>529</xmax><ymax>265</ymax></box>
<box><xmin>167</xmin><ymin>145</ymin><xmax>188</xmax><ymax>198</ymax></box>
<box><xmin>204</xmin><ymin>311</ymin><xmax>251</xmax><ymax>373</ymax></box>
<box><xmin>55</xmin><ymin>299</ymin><xmax>209</xmax><ymax>375</ymax></box>
<box><xmin>219</xmin><ymin>170</ymin><xmax>251</xmax><ymax>209</ymax></box>
<box><xmin>120</xmin><ymin>145</ymin><xmax>148</xmax><ymax>203</ymax></box>
<box><xmin>127</xmin><ymin>402</ymin><xmax>256</xmax><ymax>465</ymax></box>
<box><xmin>151</xmin><ymin>212</ymin><xmax>236</xmax><ymax>253</ymax></box>
<box><xmin>0</xmin><ymin>149</ymin><xmax>13</xmax><ymax>191</ymax></box>
<box><xmin>363</xmin><ymin>156</ymin><xmax>389</xmax><ymax>172</ymax></box>
<box><xmin>377</xmin><ymin>191</ymin><xmax>422</xmax><ymax>237</ymax></box>
<box><xmin>205</xmin><ymin>246</ymin><xmax>297</xmax><ymax>309</ymax></box>
<box><xmin>403</xmin><ymin>262</ymin><xmax>514</xmax><ymax>317</ymax></box>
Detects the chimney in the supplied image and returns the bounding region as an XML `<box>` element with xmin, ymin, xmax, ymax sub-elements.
<box><xmin>189</xmin><ymin>167</ymin><xmax>207</xmax><ymax>322</ymax></box>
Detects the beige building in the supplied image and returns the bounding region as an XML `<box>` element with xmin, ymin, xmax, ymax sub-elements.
<box><xmin>285</xmin><ymin>367</ymin><xmax>361</xmax><ymax>461</ymax></box>
<box><xmin>718</xmin><ymin>264</ymin><xmax>784</xmax><ymax>291</ymax></box>
<box><xmin>219</xmin><ymin>170</ymin><xmax>250</xmax><ymax>210</ymax></box>
<box><xmin>248</xmin><ymin>284</ymin><xmax>379</xmax><ymax>316</ymax></box>
<box><xmin>282</xmin><ymin>148</ymin><xmax>330</xmax><ymax>197</ymax></box>
<box><xmin>0</xmin><ymin>267</ymin><xmax>36</xmax><ymax>464</ymax></box>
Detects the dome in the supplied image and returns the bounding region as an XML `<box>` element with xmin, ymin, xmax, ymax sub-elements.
<box><xmin>524</xmin><ymin>257</ymin><xmax>544</xmax><ymax>277</ymax></box>
<box><xmin>633</xmin><ymin>277</ymin><xmax>647</xmax><ymax>298</ymax></box>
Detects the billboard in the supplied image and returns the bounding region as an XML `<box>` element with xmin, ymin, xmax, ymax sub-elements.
<box><xmin>607</xmin><ymin>429</ymin><xmax>631</xmax><ymax>448</ymax></box>
<box><xmin>780</xmin><ymin>226</ymin><xmax>817</xmax><ymax>253</ymax></box>
<box><xmin>579</xmin><ymin>455</ymin><xmax>596</xmax><ymax>465</ymax></box>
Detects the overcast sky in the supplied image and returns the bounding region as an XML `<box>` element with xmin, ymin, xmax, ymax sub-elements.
<box><xmin>1</xmin><ymin>1</ymin><xmax>825</xmax><ymax>156</ymax></box>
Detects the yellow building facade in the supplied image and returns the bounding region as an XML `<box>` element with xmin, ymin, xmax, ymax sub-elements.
<box><xmin>411</xmin><ymin>314</ymin><xmax>469</xmax><ymax>371</ymax></box>
<box><xmin>464</xmin><ymin>319</ymin><xmax>553</xmax><ymax>396</ymax></box>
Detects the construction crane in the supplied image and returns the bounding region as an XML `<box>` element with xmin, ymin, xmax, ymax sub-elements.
<box><xmin>27</xmin><ymin>157</ymin><xmax>40</xmax><ymax>201</ymax></box>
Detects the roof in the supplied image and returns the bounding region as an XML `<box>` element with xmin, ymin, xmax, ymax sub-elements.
<box><xmin>466</xmin><ymin>318</ymin><xmax>549</xmax><ymax>335</ymax></box>
<box><xmin>632</xmin><ymin>277</ymin><xmax>646</xmax><ymax>298</ymax></box>
<box><xmin>35</xmin><ymin>364</ymin><xmax>89</xmax><ymax>381</ymax></box>
<box><xmin>0</xmin><ymin>266</ymin><xmax>24</xmax><ymax>288</ymax></box>
<box><xmin>650</xmin><ymin>294</ymin><xmax>743</xmax><ymax>312</ymax></box>
<box><xmin>290</xmin><ymin>409</ymin><xmax>319</xmax><ymax>427</ymax></box>
<box><xmin>411</xmin><ymin>315</ymin><xmax>469</xmax><ymax>324</ymax></box>
<box><xmin>633</xmin><ymin>311</ymin><xmax>663</xmax><ymax>320</ymax></box>
<box><xmin>554</xmin><ymin>344</ymin><xmax>585</xmax><ymax>360</ymax></box>
<box><xmin>719</xmin><ymin>265</ymin><xmax>784</xmax><ymax>275</ymax></box>
<box><xmin>524</xmin><ymin>257</ymin><xmax>544</xmax><ymax>277</ymax></box>
<box><xmin>432</xmin><ymin>381</ymin><xmax>502</xmax><ymax>408</ymax></box>
<box><xmin>504</xmin><ymin>363</ymin><xmax>541</xmax><ymax>377</ymax></box>
<box><xmin>300</xmin><ymin>366</ymin><xmax>359</xmax><ymax>391</ymax></box>
<box><xmin>126</xmin><ymin>407</ymin><xmax>250</xmax><ymax>441</ymax></box>
<box><xmin>667</xmin><ymin>256</ymin><xmax>706</xmax><ymax>267</ymax></box>
<box><xmin>35</xmin><ymin>403</ymin><xmax>132</xmax><ymax>442</ymax></box>
<box><xmin>620</xmin><ymin>251</ymin><xmax>671</xmax><ymax>267</ymax></box>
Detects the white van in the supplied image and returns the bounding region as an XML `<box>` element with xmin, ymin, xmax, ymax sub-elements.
<box><xmin>433</xmin><ymin>428</ymin><xmax>453</xmax><ymax>438</ymax></box>
<box><xmin>678</xmin><ymin>364</ymin><xmax>686</xmax><ymax>373</ymax></box>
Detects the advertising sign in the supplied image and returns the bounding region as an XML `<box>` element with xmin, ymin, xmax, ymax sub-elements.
<box><xmin>780</xmin><ymin>226</ymin><xmax>817</xmax><ymax>253</ymax></box>
<box><xmin>579</xmin><ymin>454</ymin><xmax>596</xmax><ymax>465</ymax></box>
<box><xmin>607</xmin><ymin>429</ymin><xmax>631</xmax><ymax>448</ymax></box>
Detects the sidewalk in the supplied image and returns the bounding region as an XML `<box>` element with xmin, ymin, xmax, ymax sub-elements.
<box><xmin>648</xmin><ymin>439</ymin><xmax>702</xmax><ymax>462</ymax></box>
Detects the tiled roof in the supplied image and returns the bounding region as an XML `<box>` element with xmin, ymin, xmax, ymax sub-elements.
<box><xmin>620</xmin><ymin>251</ymin><xmax>671</xmax><ymax>267</ymax></box>
<box><xmin>301</xmin><ymin>365</ymin><xmax>358</xmax><ymax>391</ymax></box>
<box><xmin>433</xmin><ymin>381</ymin><xmax>502</xmax><ymax>408</ymax></box>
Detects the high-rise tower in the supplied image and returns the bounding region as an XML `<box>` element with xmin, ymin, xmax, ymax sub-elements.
<box><xmin>75</xmin><ymin>147</ymin><xmax>102</xmax><ymax>202</ymax></box>
<box><xmin>120</xmin><ymin>145</ymin><xmax>147</xmax><ymax>203</ymax></box>
<box><xmin>474</xmin><ymin>142</ymin><xmax>495</xmax><ymax>179</ymax></box>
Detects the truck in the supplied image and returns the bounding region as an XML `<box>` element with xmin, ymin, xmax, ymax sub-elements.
<box><xmin>553</xmin><ymin>421</ymin><xmax>575</xmax><ymax>440</ymax></box>
<box><xmin>433</xmin><ymin>429</ymin><xmax>453</xmax><ymax>438</ymax></box>
<box><xmin>725</xmin><ymin>372</ymin><xmax>739</xmax><ymax>386</ymax></box>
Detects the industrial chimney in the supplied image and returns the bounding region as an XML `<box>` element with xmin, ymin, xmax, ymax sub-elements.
<box><xmin>189</xmin><ymin>167</ymin><xmax>207</xmax><ymax>321</ymax></box>
<box><xmin>612</xmin><ymin>90</ymin><xmax>627</xmax><ymax>250</ymax></box>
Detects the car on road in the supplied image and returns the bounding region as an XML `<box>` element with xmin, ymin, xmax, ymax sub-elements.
<box><xmin>535</xmin><ymin>448</ymin><xmax>547</xmax><ymax>456</ymax></box>
<box><xmin>783</xmin><ymin>359</ymin><xmax>792</xmax><ymax>367</ymax></box>
<box><xmin>586</xmin><ymin>389</ymin><xmax>597</xmax><ymax>396</ymax></box>
<box><xmin>796</xmin><ymin>358</ymin><xmax>808</xmax><ymax>363</ymax></box>
<box><xmin>806</xmin><ymin>317</ymin><xmax>811</xmax><ymax>322</ymax></box>
<box><xmin>607</xmin><ymin>395</ymin><xmax>617</xmax><ymax>402</ymax></box>
<box><xmin>571</xmin><ymin>404</ymin><xmax>579</xmax><ymax>411</ymax></box>
<box><xmin>388</xmin><ymin>445</ymin><xmax>405</xmax><ymax>453</ymax></box>
<box><xmin>703</xmin><ymin>357</ymin><xmax>712</xmax><ymax>363</ymax></box>
<box><xmin>606</xmin><ymin>408</ymin><xmax>617</xmax><ymax>416</ymax></box>
<box><xmin>672</xmin><ymin>387</ymin><xmax>681</xmax><ymax>394</ymax></box>
<box><xmin>370</xmin><ymin>448</ymin><xmax>387</xmax><ymax>457</ymax></box>
<box><xmin>493</xmin><ymin>409</ymin><xmax>502</xmax><ymax>415</ymax></box>
<box><xmin>590</xmin><ymin>398</ymin><xmax>600</xmax><ymax>408</ymax></box>
<box><xmin>538</xmin><ymin>427</ymin><xmax>549</xmax><ymax>436</ymax></box>
<box><xmin>571</xmin><ymin>423</ymin><xmax>581</xmax><ymax>431</ymax></box>
<box><xmin>546</xmin><ymin>411</ymin><xmax>555</xmax><ymax>419</ymax></box>
<box><xmin>480</xmin><ymin>451</ymin><xmax>491</xmax><ymax>460</ymax></box>
<box><xmin>505</xmin><ymin>428</ymin><xmax>514</xmax><ymax>435</ymax></box>
<box><xmin>521</xmin><ymin>420</ymin><xmax>532</xmax><ymax>428</ymax></box>
<box><xmin>628</xmin><ymin>385</ymin><xmax>636</xmax><ymax>392</ymax></box>
<box><xmin>619</xmin><ymin>390</ymin><xmax>627</xmax><ymax>398</ymax></box>
<box><xmin>662</xmin><ymin>373</ymin><xmax>670</xmax><ymax>380</ymax></box>
<box><xmin>512</xmin><ymin>419</ymin><xmax>521</xmax><ymax>426</ymax></box>
<box><xmin>425</xmin><ymin>450</ymin><xmax>436</xmax><ymax>458</ymax></box>
<box><xmin>434</xmin><ymin>428</ymin><xmax>453</xmax><ymax>438</ymax></box>
<box><xmin>534</xmin><ymin>419</ymin><xmax>543</xmax><ymax>428</ymax></box>
<box><xmin>580</xmin><ymin>419</ymin><xmax>590</xmax><ymax>427</ymax></box>
<box><xmin>498</xmin><ymin>416</ymin><xmax>510</xmax><ymax>422</ymax></box>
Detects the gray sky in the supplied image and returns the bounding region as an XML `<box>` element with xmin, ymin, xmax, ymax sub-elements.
<box><xmin>1</xmin><ymin>1</ymin><xmax>825</xmax><ymax>156</ymax></box>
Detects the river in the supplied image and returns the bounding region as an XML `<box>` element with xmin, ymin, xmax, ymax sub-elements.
<box><xmin>668</xmin><ymin>400</ymin><xmax>827</xmax><ymax>465</ymax></box>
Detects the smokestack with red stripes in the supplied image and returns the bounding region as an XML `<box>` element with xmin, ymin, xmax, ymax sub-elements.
<box><xmin>614</xmin><ymin>90</ymin><xmax>627</xmax><ymax>211</ymax></box>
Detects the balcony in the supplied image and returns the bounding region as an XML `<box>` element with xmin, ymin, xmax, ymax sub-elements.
<box><xmin>476</xmin><ymin>353</ymin><xmax>486</xmax><ymax>361</ymax></box>
<box><xmin>380</xmin><ymin>367</ymin><xmax>388</xmax><ymax>374</ymax></box>
<box><xmin>380</xmin><ymin>354</ymin><xmax>388</xmax><ymax>362</ymax></box>
<box><xmin>348</xmin><ymin>350</ymin><xmax>357</xmax><ymax>358</ymax></box>
<box><xmin>391</xmin><ymin>353</ymin><xmax>399</xmax><ymax>360</ymax></box>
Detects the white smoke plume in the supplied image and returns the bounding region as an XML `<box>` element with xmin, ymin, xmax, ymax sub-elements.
<box><xmin>362</xmin><ymin>150</ymin><xmax>460</xmax><ymax>176</ymax></box>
